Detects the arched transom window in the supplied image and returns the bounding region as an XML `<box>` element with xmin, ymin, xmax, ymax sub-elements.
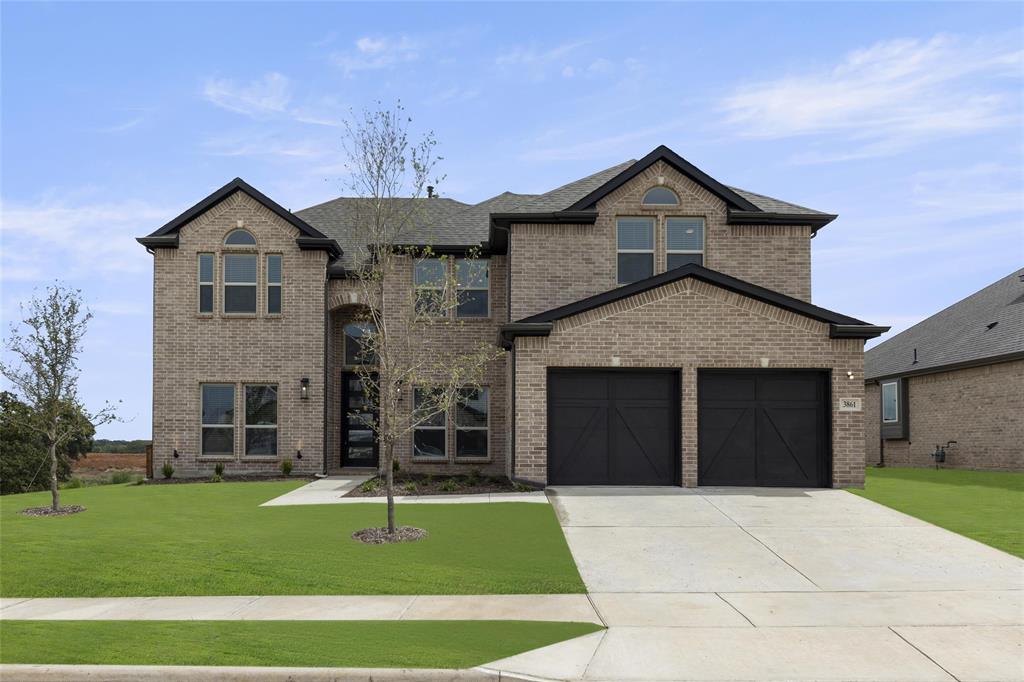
<box><xmin>641</xmin><ymin>186</ymin><xmax>680</xmax><ymax>206</ymax></box>
<box><xmin>224</xmin><ymin>229</ymin><xmax>257</xmax><ymax>246</ymax></box>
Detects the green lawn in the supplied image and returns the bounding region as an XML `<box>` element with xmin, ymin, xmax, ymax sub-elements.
<box><xmin>851</xmin><ymin>467</ymin><xmax>1024</xmax><ymax>558</ymax></box>
<box><xmin>0</xmin><ymin>620</ymin><xmax>603</xmax><ymax>669</ymax></box>
<box><xmin>0</xmin><ymin>482</ymin><xmax>585</xmax><ymax>597</ymax></box>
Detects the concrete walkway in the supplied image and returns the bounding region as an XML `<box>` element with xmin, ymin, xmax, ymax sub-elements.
<box><xmin>0</xmin><ymin>594</ymin><xmax>600</xmax><ymax>623</ymax></box>
<box><xmin>260</xmin><ymin>476</ymin><xmax>548</xmax><ymax>506</ymax></box>
<box><xmin>481</xmin><ymin>487</ymin><xmax>1024</xmax><ymax>681</ymax></box>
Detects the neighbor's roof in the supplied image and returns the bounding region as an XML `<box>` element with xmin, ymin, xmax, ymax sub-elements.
<box><xmin>865</xmin><ymin>268</ymin><xmax>1024</xmax><ymax>380</ymax></box>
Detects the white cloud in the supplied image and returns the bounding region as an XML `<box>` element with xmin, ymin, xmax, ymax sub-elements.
<box><xmin>0</xmin><ymin>196</ymin><xmax>173</xmax><ymax>284</ymax></box>
<box><xmin>332</xmin><ymin>35</ymin><xmax>422</xmax><ymax>75</ymax></box>
<box><xmin>202</xmin><ymin>72</ymin><xmax>291</xmax><ymax>118</ymax></box>
<box><xmin>200</xmin><ymin>130</ymin><xmax>329</xmax><ymax>160</ymax></box>
<box><xmin>720</xmin><ymin>33</ymin><xmax>1023</xmax><ymax>161</ymax></box>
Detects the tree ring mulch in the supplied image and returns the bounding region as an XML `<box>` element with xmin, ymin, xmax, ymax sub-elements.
<box><xmin>352</xmin><ymin>526</ymin><xmax>427</xmax><ymax>544</ymax></box>
<box><xmin>19</xmin><ymin>505</ymin><xmax>86</xmax><ymax>517</ymax></box>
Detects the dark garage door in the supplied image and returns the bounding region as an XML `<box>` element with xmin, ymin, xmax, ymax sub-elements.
<box><xmin>699</xmin><ymin>370</ymin><xmax>829</xmax><ymax>487</ymax></box>
<box><xmin>548</xmin><ymin>370</ymin><xmax>678</xmax><ymax>485</ymax></box>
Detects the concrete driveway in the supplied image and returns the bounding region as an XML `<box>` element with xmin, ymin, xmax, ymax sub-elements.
<box><xmin>484</xmin><ymin>487</ymin><xmax>1024</xmax><ymax>682</ymax></box>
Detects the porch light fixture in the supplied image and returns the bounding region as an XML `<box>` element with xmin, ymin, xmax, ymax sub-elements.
<box><xmin>300</xmin><ymin>377</ymin><xmax>310</xmax><ymax>400</ymax></box>
<box><xmin>172</xmin><ymin>449</ymin><xmax>179</xmax><ymax>459</ymax></box>
<box><xmin>296</xmin><ymin>449</ymin><xmax>303</xmax><ymax>460</ymax></box>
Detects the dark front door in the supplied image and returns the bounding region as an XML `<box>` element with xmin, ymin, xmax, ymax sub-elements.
<box><xmin>548</xmin><ymin>370</ymin><xmax>679</xmax><ymax>485</ymax></box>
<box><xmin>341</xmin><ymin>372</ymin><xmax>379</xmax><ymax>468</ymax></box>
<box><xmin>698</xmin><ymin>370</ymin><xmax>829</xmax><ymax>487</ymax></box>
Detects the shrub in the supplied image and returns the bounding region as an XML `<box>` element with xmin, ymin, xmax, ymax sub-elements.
<box><xmin>62</xmin><ymin>477</ymin><xmax>84</xmax><ymax>489</ymax></box>
<box><xmin>514</xmin><ymin>482</ymin><xmax>534</xmax><ymax>493</ymax></box>
<box><xmin>402</xmin><ymin>481</ymin><xmax>417</xmax><ymax>494</ymax></box>
<box><xmin>466</xmin><ymin>468</ymin><xmax>481</xmax><ymax>486</ymax></box>
<box><xmin>161</xmin><ymin>462</ymin><xmax>174</xmax><ymax>480</ymax></box>
<box><xmin>214</xmin><ymin>462</ymin><xmax>225</xmax><ymax>477</ymax></box>
<box><xmin>439</xmin><ymin>478</ymin><xmax>459</xmax><ymax>492</ymax></box>
<box><xmin>110</xmin><ymin>471</ymin><xmax>133</xmax><ymax>485</ymax></box>
<box><xmin>359</xmin><ymin>477</ymin><xmax>382</xmax><ymax>493</ymax></box>
<box><xmin>392</xmin><ymin>458</ymin><xmax>400</xmax><ymax>473</ymax></box>
<box><xmin>281</xmin><ymin>459</ymin><xmax>293</xmax><ymax>476</ymax></box>
<box><xmin>210</xmin><ymin>474</ymin><xmax>223</xmax><ymax>483</ymax></box>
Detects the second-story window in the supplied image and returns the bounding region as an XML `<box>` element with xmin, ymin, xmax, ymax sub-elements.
<box><xmin>198</xmin><ymin>254</ymin><xmax>214</xmax><ymax>314</ymax></box>
<box><xmin>224</xmin><ymin>254</ymin><xmax>258</xmax><ymax>314</ymax></box>
<box><xmin>266</xmin><ymin>255</ymin><xmax>282</xmax><ymax>315</ymax></box>
<box><xmin>666</xmin><ymin>218</ymin><xmax>705</xmax><ymax>269</ymax></box>
<box><xmin>456</xmin><ymin>259</ymin><xmax>488</xmax><ymax>318</ymax></box>
<box><xmin>617</xmin><ymin>217</ymin><xmax>655</xmax><ymax>285</ymax></box>
<box><xmin>414</xmin><ymin>258</ymin><xmax>446</xmax><ymax>317</ymax></box>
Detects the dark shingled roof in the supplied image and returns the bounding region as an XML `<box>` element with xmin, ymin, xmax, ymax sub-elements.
<box><xmin>726</xmin><ymin>186</ymin><xmax>830</xmax><ymax>216</ymax></box>
<box><xmin>865</xmin><ymin>268</ymin><xmax>1024</xmax><ymax>380</ymax></box>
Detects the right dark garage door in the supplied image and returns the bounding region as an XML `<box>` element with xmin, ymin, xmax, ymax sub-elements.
<box><xmin>698</xmin><ymin>370</ymin><xmax>830</xmax><ymax>487</ymax></box>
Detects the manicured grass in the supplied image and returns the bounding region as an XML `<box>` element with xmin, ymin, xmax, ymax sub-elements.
<box><xmin>851</xmin><ymin>467</ymin><xmax>1024</xmax><ymax>558</ymax></box>
<box><xmin>0</xmin><ymin>482</ymin><xmax>585</xmax><ymax>597</ymax></box>
<box><xmin>0</xmin><ymin>620</ymin><xmax>603</xmax><ymax>669</ymax></box>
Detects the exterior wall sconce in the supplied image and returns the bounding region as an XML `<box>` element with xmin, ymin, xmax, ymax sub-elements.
<box><xmin>296</xmin><ymin>449</ymin><xmax>303</xmax><ymax>460</ymax></box>
<box><xmin>300</xmin><ymin>377</ymin><xmax>310</xmax><ymax>400</ymax></box>
<box><xmin>172</xmin><ymin>449</ymin><xmax>179</xmax><ymax>459</ymax></box>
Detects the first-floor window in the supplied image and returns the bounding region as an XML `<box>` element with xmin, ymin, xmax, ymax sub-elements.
<box><xmin>666</xmin><ymin>217</ymin><xmax>704</xmax><ymax>269</ymax></box>
<box><xmin>617</xmin><ymin>217</ymin><xmax>654</xmax><ymax>285</ymax></box>
<box><xmin>455</xmin><ymin>387</ymin><xmax>488</xmax><ymax>459</ymax></box>
<box><xmin>413</xmin><ymin>388</ymin><xmax>446</xmax><ymax>458</ymax></box>
<box><xmin>245</xmin><ymin>384</ymin><xmax>278</xmax><ymax>456</ymax></box>
<box><xmin>881</xmin><ymin>380</ymin><xmax>899</xmax><ymax>423</ymax></box>
<box><xmin>201</xmin><ymin>384</ymin><xmax>234</xmax><ymax>456</ymax></box>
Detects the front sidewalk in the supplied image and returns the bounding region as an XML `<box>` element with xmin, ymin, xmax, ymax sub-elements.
<box><xmin>0</xmin><ymin>594</ymin><xmax>600</xmax><ymax>623</ymax></box>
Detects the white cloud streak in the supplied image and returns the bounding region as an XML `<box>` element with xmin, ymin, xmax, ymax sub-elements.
<box><xmin>332</xmin><ymin>35</ymin><xmax>422</xmax><ymax>75</ymax></box>
<box><xmin>720</xmin><ymin>33</ymin><xmax>1023</xmax><ymax>161</ymax></box>
<box><xmin>202</xmin><ymin>72</ymin><xmax>292</xmax><ymax>118</ymax></box>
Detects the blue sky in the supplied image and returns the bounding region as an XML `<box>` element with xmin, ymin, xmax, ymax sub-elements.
<box><xmin>2</xmin><ymin>2</ymin><xmax>1022</xmax><ymax>439</ymax></box>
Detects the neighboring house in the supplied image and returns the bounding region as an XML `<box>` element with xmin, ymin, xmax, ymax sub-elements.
<box><xmin>864</xmin><ymin>269</ymin><xmax>1024</xmax><ymax>471</ymax></box>
<box><xmin>138</xmin><ymin>145</ymin><xmax>886</xmax><ymax>488</ymax></box>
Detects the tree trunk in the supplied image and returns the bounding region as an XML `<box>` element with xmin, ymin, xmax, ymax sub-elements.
<box><xmin>385</xmin><ymin>442</ymin><xmax>396</xmax><ymax>535</ymax></box>
<box><xmin>49</xmin><ymin>439</ymin><xmax>60</xmax><ymax>512</ymax></box>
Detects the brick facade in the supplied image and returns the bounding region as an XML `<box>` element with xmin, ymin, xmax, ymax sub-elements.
<box><xmin>325</xmin><ymin>256</ymin><xmax>509</xmax><ymax>476</ymax></box>
<box><xmin>509</xmin><ymin>161</ymin><xmax>811</xmax><ymax>320</ymax></box>
<box><xmin>512</xmin><ymin>277</ymin><xmax>866</xmax><ymax>488</ymax></box>
<box><xmin>864</xmin><ymin>359</ymin><xmax>1024</xmax><ymax>470</ymax></box>
<box><xmin>151</xmin><ymin>191</ymin><xmax>326</xmax><ymax>477</ymax></box>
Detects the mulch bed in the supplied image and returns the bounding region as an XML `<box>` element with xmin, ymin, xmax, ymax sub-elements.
<box><xmin>345</xmin><ymin>473</ymin><xmax>528</xmax><ymax>498</ymax></box>
<box><xmin>352</xmin><ymin>526</ymin><xmax>428</xmax><ymax>544</ymax></box>
<box><xmin>19</xmin><ymin>505</ymin><xmax>86</xmax><ymax>517</ymax></box>
<box><xmin>144</xmin><ymin>475</ymin><xmax>315</xmax><ymax>485</ymax></box>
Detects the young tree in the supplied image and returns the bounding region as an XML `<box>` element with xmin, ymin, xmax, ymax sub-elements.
<box><xmin>341</xmin><ymin>103</ymin><xmax>503</xmax><ymax>536</ymax></box>
<box><xmin>0</xmin><ymin>284</ymin><xmax>117</xmax><ymax>510</ymax></box>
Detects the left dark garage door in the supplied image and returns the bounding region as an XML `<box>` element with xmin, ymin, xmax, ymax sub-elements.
<box><xmin>548</xmin><ymin>370</ymin><xmax>679</xmax><ymax>485</ymax></box>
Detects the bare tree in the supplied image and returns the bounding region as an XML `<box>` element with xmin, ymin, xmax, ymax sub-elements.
<box><xmin>0</xmin><ymin>283</ymin><xmax>117</xmax><ymax>511</ymax></box>
<box><xmin>341</xmin><ymin>103</ymin><xmax>504</xmax><ymax>536</ymax></box>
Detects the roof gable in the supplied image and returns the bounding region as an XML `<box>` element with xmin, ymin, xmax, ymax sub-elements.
<box><xmin>565</xmin><ymin>146</ymin><xmax>761</xmax><ymax>212</ymax></box>
<box><xmin>138</xmin><ymin>178</ymin><xmax>341</xmax><ymax>256</ymax></box>
<box><xmin>500</xmin><ymin>264</ymin><xmax>887</xmax><ymax>347</ymax></box>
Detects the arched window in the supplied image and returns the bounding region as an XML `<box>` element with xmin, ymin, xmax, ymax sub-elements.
<box><xmin>344</xmin><ymin>322</ymin><xmax>377</xmax><ymax>365</ymax></box>
<box><xmin>641</xmin><ymin>187</ymin><xmax>679</xmax><ymax>206</ymax></box>
<box><xmin>224</xmin><ymin>229</ymin><xmax>256</xmax><ymax>246</ymax></box>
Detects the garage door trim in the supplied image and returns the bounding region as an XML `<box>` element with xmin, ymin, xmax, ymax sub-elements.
<box><xmin>697</xmin><ymin>368</ymin><xmax>832</xmax><ymax>488</ymax></box>
<box><xmin>547</xmin><ymin>368</ymin><xmax>682</xmax><ymax>486</ymax></box>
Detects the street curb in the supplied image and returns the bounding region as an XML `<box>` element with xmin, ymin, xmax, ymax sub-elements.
<box><xmin>0</xmin><ymin>664</ymin><xmax>504</xmax><ymax>681</ymax></box>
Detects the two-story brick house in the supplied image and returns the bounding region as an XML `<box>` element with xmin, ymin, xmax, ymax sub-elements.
<box><xmin>139</xmin><ymin>145</ymin><xmax>887</xmax><ymax>487</ymax></box>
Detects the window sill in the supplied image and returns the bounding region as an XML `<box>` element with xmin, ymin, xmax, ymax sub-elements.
<box><xmin>223</xmin><ymin>313</ymin><xmax>259</xmax><ymax>318</ymax></box>
<box><xmin>241</xmin><ymin>455</ymin><xmax>280</xmax><ymax>461</ymax></box>
<box><xmin>197</xmin><ymin>455</ymin><xmax>235</xmax><ymax>461</ymax></box>
<box><xmin>454</xmin><ymin>457</ymin><xmax>491</xmax><ymax>463</ymax></box>
<box><xmin>411</xmin><ymin>456</ymin><xmax>449</xmax><ymax>463</ymax></box>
